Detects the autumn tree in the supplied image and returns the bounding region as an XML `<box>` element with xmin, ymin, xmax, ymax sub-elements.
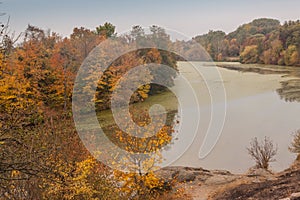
<box><xmin>284</xmin><ymin>45</ymin><xmax>299</xmax><ymax>66</ymax></box>
<box><xmin>94</xmin><ymin>26</ymin><xmax>177</xmax><ymax>110</ymax></box>
<box><xmin>43</xmin><ymin>156</ymin><xmax>119</xmax><ymax>200</ymax></box>
<box><xmin>261</xmin><ymin>39</ymin><xmax>283</xmax><ymax>65</ymax></box>
<box><xmin>0</xmin><ymin>22</ymin><xmax>122</xmax><ymax>199</ymax></box>
<box><xmin>0</xmin><ymin>21</ymin><xmax>46</xmax><ymax>198</ymax></box>
<box><xmin>194</xmin><ymin>30</ymin><xmax>226</xmax><ymax>60</ymax></box>
<box><xmin>70</xmin><ymin>27</ymin><xmax>102</xmax><ymax>60</ymax></box>
<box><xmin>111</xmin><ymin>108</ymin><xmax>175</xmax><ymax>199</ymax></box>
<box><xmin>228</xmin><ymin>38</ymin><xmax>240</xmax><ymax>57</ymax></box>
<box><xmin>240</xmin><ymin>45</ymin><xmax>259</xmax><ymax>63</ymax></box>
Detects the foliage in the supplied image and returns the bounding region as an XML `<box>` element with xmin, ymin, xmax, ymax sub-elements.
<box><xmin>228</xmin><ymin>18</ymin><xmax>280</xmax><ymax>43</ymax></box>
<box><xmin>240</xmin><ymin>45</ymin><xmax>259</xmax><ymax>63</ymax></box>
<box><xmin>94</xmin><ymin>26</ymin><xmax>178</xmax><ymax>110</ymax></box>
<box><xmin>284</xmin><ymin>45</ymin><xmax>299</xmax><ymax>66</ymax></box>
<box><xmin>96</xmin><ymin>22</ymin><xmax>116</xmax><ymax>38</ymax></box>
<box><xmin>194</xmin><ymin>30</ymin><xmax>226</xmax><ymax>60</ymax></box>
<box><xmin>194</xmin><ymin>18</ymin><xmax>300</xmax><ymax>66</ymax></box>
<box><xmin>110</xmin><ymin>108</ymin><xmax>176</xmax><ymax>199</ymax></box>
<box><xmin>44</xmin><ymin>157</ymin><xmax>118</xmax><ymax>200</ymax></box>
<box><xmin>114</xmin><ymin>170</ymin><xmax>165</xmax><ymax>200</ymax></box>
<box><xmin>0</xmin><ymin>19</ymin><xmax>179</xmax><ymax>199</ymax></box>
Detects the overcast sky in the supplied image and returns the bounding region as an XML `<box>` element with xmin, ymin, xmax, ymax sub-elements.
<box><xmin>1</xmin><ymin>0</ymin><xmax>300</xmax><ymax>39</ymax></box>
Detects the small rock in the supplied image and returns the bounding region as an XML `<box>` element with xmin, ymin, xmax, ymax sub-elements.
<box><xmin>155</xmin><ymin>167</ymin><xmax>179</xmax><ymax>181</ymax></box>
<box><xmin>197</xmin><ymin>174</ymin><xmax>213</xmax><ymax>182</ymax></box>
<box><xmin>291</xmin><ymin>192</ymin><xmax>300</xmax><ymax>200</ymax></box>
<box><xmin>246</xmin><ymin>167</ymin><xmax>273</xmax><ymax>177</ymax></box>
<box><xmin>183</xmin><ymin>166</ymin><xmax>205</xmax><ymax>171</ymax></box>
<box><xmin>211</xmin><ymin>170</ymin><xmax>232</xmax><ymax>175</ymax></box>
<box><xmin>177</xmin><ymin>171</ymin><xmax>196</xmax><ymax>183</ymax></box>
<box><xmin>280</xmin><ymin>192</ymin><xmax>300</xmax><ymax>200</ymax></box>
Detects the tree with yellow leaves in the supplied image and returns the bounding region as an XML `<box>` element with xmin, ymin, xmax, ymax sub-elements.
<box><xmin>43</xmin><ymin>157</ymin><xmax>119</xmax><ymax>200</ymax></box>
<box><xmin>111</xmin><ymin>107</ymin><xmax>176</xmax><ymax>199</ymax></box>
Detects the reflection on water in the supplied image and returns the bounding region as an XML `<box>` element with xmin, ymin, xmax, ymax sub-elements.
<box><xmin>277</xmin><ymin>79</ymin><xmax>300</xmax><ymax>102</ymax></box>
<box><xmin>172</xmin><ymin>91</ymin><xmax>300</xmax><ymax>173</ymax></box>
<box><xmin>169</xmin><ymin>62</ymin><xmax>300</xmax><ymax>173</ymax></box>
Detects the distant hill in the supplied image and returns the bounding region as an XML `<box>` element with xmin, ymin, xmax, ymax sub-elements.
<box><xmin>193</xmin><ymin>18</ymin><xmax>300</xmax><ymax>66</ymax></box>
<box><xmin>227</xmin><ymin>18</ymin><xmax>280</xmax><ymax>42</ymax></box>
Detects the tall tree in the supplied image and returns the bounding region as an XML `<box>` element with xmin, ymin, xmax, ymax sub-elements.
<box><xmin>96</xmin><ymin>22</ymin><xmax>116</xmax><ymax>38</ymax></box>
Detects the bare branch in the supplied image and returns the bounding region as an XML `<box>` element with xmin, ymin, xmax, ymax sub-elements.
<box><xmin>247</xmin><ymin>137</ymin><xmax>278</xmax><ymax>169</ymax></box>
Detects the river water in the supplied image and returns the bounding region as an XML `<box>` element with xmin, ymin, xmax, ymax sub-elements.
<box><xmin>165</xmin><ymin>62</ymin><xmax>300</xmax><ymax>173</ymax></box>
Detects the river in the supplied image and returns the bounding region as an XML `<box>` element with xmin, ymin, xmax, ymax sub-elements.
<box><xmin>168</xmin><ymin>62</ymin><xmax>300</xmax><ymax>173</ymax></box>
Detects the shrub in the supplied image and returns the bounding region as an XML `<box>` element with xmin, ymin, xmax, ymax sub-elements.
<box><xmin>247</xmin><ymin>137</ymin><xmax>278</xmax><ymax>169</ymax></box>
<box><xmin>289</xmin><ymin>130</ymin><xmax>300</xmax><ymax>154</ymax></box>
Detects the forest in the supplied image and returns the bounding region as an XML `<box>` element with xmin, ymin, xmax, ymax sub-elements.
<box><xmin>0</xmin><ymin>21</ymin><xmax>180</xmax><ymax>199</ymax></box>
<box><xmin>194</xmin><ymin>18</ymin><xmax>300</xmax><ymax>66</ymax></box>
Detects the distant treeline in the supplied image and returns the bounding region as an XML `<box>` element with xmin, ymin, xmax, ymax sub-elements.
<box><xmin>193</xmin><ymin>18</ymin><xmax>300</xmax><ymax>66</ymax></box>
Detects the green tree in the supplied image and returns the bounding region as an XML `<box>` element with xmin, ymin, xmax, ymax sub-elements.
<box><xmin>96</xmin><ymin>22</ymin><xmax>116</xmax><ymax>38</ymax></box>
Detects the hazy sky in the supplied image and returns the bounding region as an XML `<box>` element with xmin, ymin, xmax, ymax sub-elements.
<box><xmin>1</xmin><ymin>0</ymin><xmax>300</xmax><ymax>39</ymax></box>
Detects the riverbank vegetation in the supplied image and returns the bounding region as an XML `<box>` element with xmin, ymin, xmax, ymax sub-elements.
<box><xmin>194</xmin><ymin>18</ymin><xmax>300</xmax><ymax>66</ymax></box>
